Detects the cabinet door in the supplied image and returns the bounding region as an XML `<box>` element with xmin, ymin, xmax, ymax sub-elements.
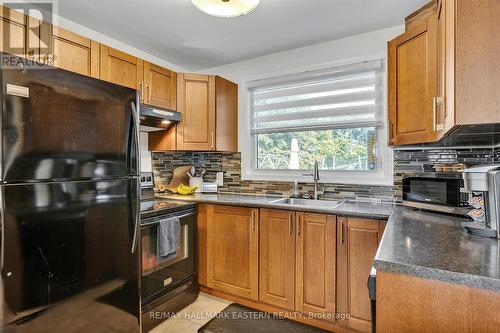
<box><xmin>100</xmin><ymin>45</ymin><xmax>143</xmax><ymax>90</ymax></box>
<box><xmin>337</xmin><ymin>217</ymin><xmax>383</xmax><ymax>333</ymax></box>
<box><xmin>388</xmin><ymin>16</ymin><xmax>438</xmax><ymax>145</ymax></box>
<box><xmin>215</xmin><ymin>76</ymin><xmax>238</xmax><ymax>152</ymax></box>
<box><xmin>207</xmin><ymin>205</ymin><xmax>259</xmax><ymax>300</ymax></box>
<box><xmin>0</xmin><ymin>6</ymin><xmax>26</xmax><ymax>57</ymax></box>
<box><xmin>296</xmin><ymin>213</ymin><xmax>336</xmax><ymax>320</ymax></box>
<box><xmin>177</xmin><ymin>74</ymin><xmax>216</xmax><ymax>151</ymax></box>
<box><xmin>51</xmin><ymin>26</ymin><xmax>99</xmax><ymax>78</ymax></box>
<box><xmin>259</xmin><ymin>209</ymin><xmax>295</xmax><ymax>310</ymax></box>
<box><xmin>144</xmin><ymin>61</ymin><xmax>177</xmax><ymax>110</ymax></box>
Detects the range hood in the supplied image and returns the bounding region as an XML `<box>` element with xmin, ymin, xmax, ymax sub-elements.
<box><xmin>139</xmin><ymin>104</ymin><xmax>181</xmax><ymax>132</ymax></box>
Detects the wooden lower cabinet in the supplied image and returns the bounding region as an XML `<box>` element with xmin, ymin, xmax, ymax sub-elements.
<box><xmin>337</xmin><ymin>216</ymin><xmax>385</xmax><ymax>333</ymax></box>
<box><xmin>206</xmin><ymin>205</ymin><xmax>259</xmax><ymax>300</ymax></box>
<box><xmin>296</xmin><ymin>213</ymin><xmax>336</xmax><ymax>319</ymax></box>
<box><xmin>259</xmin><ymin>209</ymin><xmax>336</xmax><ymax>321</ymax></box>
<box><xmin>259</xmin><ymin>209</ymin><xmax>296</xmax><ymax>309</ymax></box>
<box><xmin>377</xmin><ymin>271</ymin><xmax>500</xmax><ymax>333</ymax></box>
<box><xmin>200</xmin><ymin>205</ymin><xmax>385</xmax><ymax>332</ymax></box>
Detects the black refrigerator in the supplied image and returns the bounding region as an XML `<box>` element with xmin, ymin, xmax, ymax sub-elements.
<box><xmin>0</xmin><ymin>56</ymin><xmax>141</xmax><ymax>332</ymax></box>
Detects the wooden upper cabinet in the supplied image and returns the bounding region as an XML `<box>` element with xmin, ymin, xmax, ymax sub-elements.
<box><xmin>176</xmin><ymin>73</ymin><xmax>238</xmax><ymax>152</ymax></box>
<box><xmin>0</xmin><ymin>6</ymin><xmax>26</xmax><ymax>56</ymax></box>
<box><xmin>295</xmin><ymin>213</ymin><xmax>336</xmax><ymax>319</ymax></box>
<box><xmin>215</xmin><ymin>76</ymin><xmax>238</xmax><ymax>152</ymax></box>
<box><xmin>100</xmin><ymin>45</ymin><xmax>143</xmax><ymax>90</ymax></box>
<box><xmin>177</xmin><ymin>73</ymin><xmax>216</xmax><ymax>151</ymax></box>
<box><xmin>337</xmin><ymin>217</ymin><xmax>385</xmax><ymax>333</ymax></box>
<box><xmin>50</xmin><ymin>26</ymin><xmax>99</xmax><ymax>78</ymax></box>
<box><xmin>143</xmin><ymin>61</ymin><xmax>177</xmax><ymax>109</ymax></box>
<box><xmin>389</xmin><ymin>0</ymin><xmax>500</xmax><ymax>145</ymax></box>
<box><xmin>388</xmin><ymin>15</ymin><xmax>439</xmax><ymax>145</ymax></box>
<box><xmin>0</xmin><ymin>5</ymin><xmax>45</xmax><ymax>61</ymax></box>
<box><xmin>454</xmin><ymin>0</ymin><xmax>500</xmax><ymax>126</ymax></box>
<box><xmin>259</xmin><ymin>209</ymin><xmax>296</xmax><ymax>310</ymax></box>
<box><xmin>206</xmin><ymin>205</ymin><xmax>259</xmax><ymax>300</ymax></box>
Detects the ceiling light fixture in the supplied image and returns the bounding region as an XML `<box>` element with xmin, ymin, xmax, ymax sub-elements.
<box><xmin>191</xmin><ymin>0</ymin><xmax>260</xmax><ymax>18</ymax></box>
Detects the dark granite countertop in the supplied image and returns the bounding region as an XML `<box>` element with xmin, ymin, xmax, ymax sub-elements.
<box><xmin>156</xmin><ymin>193</ymin><xmax>395</xmax><ymax>219</ymax></box>
<box><xmin>373</xmin><ymin>209</ymin><xmax>500</xmax><ymax>291</ymax></box>
<box><xmin>157</xmin><ymin>192</ymin><xmax>500</xmax><ymax>291</ymax></box>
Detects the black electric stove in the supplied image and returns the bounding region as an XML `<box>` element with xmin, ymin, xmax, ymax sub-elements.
<box><xmin>139</xmin><ymin>172</ymin><xmax>199</xmax><ymax>332</ymax></box>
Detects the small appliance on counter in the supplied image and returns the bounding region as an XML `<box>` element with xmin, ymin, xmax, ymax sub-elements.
<box><xmin>200</xmin><ymin>182</ymin><xmax>218</xmax><ymax>193</ymax></box>
<box><xmin>461</xmin><ymin>165</ymin><xmax>500</xmax><ymax>238</ymax></box>
<box><xmin>402</xmin><ymin>172</ymin><xmax>471</xmax><ymax>215</ymax></box>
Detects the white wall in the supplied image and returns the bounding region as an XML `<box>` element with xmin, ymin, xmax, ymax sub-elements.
<box><xmin>201</xmin><ymin>25</ymin><xmax>404</xmax><ymax>82</ymax></box>
<box><xmin>139</xmin><ymin>132</ymin><xmax>152</xmax><ymax>172</ymax></box>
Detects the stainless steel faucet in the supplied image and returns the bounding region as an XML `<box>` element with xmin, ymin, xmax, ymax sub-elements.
<box><xmin>303</xmin><ymin>161</ymin><xmax>321</xmax><ymax>200</ymax></box>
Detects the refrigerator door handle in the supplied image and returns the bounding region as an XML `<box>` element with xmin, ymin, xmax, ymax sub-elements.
<box><xmin>131</xmin><ymin>179</ymin><xmax>140</xmax><ymax>254</ymax></box>
<box><xmin>130</xmin><ymin>98</ymin><xmax>141</xmax><ymax>174</ymax></box>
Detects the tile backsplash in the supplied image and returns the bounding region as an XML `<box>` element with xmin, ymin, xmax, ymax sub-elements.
<box><xmin>152</xmin><ymin>147</ymin><xmax>498</xmax><ymax>203</ymax></box>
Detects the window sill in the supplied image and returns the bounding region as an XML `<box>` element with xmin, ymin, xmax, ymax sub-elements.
<box><xmin>241</xmin><ymin>169</ymin><xmax>394</xmax><ymax>186</ymax></box>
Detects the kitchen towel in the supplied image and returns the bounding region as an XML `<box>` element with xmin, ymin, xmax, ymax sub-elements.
<box><xmin>157</xmin><ymin>217</ymin><xmax>180</xmax><ymax>257</ymax></box>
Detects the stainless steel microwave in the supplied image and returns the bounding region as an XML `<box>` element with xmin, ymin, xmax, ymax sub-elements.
<box><xmin>402</xmin><ymin>172</ymin><xmax>471</xmax><ymax>215</ymax></box>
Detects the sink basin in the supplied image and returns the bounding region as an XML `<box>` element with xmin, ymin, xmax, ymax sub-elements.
<box><xmin>269</xmin><ymin>197</ymin><xmax>341</xmax><ymax>208</ymax></box>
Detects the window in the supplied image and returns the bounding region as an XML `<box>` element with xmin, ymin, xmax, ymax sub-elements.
<box><xmin>242</xmin><ymin>58</ymin><xmax>393</xmax><ymax>185</ymax></box>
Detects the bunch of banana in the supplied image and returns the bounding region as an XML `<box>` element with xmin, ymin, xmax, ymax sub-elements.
<box><xmin>176</xmin><ymin>183</ymin><xmax>197</xmax><ymax>195</ymax></box>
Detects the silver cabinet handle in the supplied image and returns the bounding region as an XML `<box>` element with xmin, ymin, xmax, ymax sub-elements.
<box><xmin>211</xmin><ymin>132</ymin><xmax>215</xmax><ymax>150</ymax></box>
<box><xmin>340</xmin><ymin>217</ymin><xmax>345</xmax><ymax>244</ymax></box>
<box><xmin>288</xmin><ymin>214</ymin><xmax>294</xmax><ymax>235</ymax></box>
<box><xmin>139</xmin><ymin>81</ymin><xmax>144</xmax><ymax>101</ymax></box>
<box><xmin>251</xmin><ymin>210</ymin><xmax>257</xmax><ymax>232</ymax></box>
<box><xmin>433</xmin><ymin>97</ymin><xmax>437</xmax><ymax>132</ymax></box>
<box><xmin>297</xmin><ymin>214</ymin><xmax>302</xmax><ymax>237</ymax></box>
<box><xmin>433</xmin><ymin>96</ymin><xmax>445</xmax><ymax>132</ymax></box>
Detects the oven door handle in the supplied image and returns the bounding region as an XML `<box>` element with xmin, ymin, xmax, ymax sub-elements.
<box><xmin>141</xmin><ymin>212</ymin><xmax>195</xmax><ymax>228</ymax></box>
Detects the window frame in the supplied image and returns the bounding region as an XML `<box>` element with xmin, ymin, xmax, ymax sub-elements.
<box><xmin>240</xmin><ymin>53</ymin><xmax>393</xmax><ymax>186</ymax></box>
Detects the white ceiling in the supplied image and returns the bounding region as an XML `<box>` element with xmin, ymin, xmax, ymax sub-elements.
<box><xmin>57</xmin><ymin>0</ymin><xmax>428</xmax><ymax>71</ymax></box>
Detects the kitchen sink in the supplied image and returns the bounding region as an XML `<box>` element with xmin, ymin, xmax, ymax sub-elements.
<box><xmin>269</xmin><ymin>197</ymin><xmax>341</xmax><ymax>208</ymax></box>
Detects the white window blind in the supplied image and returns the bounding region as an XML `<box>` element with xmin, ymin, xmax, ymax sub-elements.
<box><xmin>249</xmin><ymin>59</ymin><xmax>384</xmax><ymax>135</ymax></box>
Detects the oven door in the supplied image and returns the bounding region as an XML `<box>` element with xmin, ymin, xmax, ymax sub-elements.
<box><xmin>140</xmin><ymin>208</ymin><xmax>196</xmax><ymax>304</ymax></box>
<box><xmin>403</xmin><ymin>176</ymin><xmax>461</xmax><ymax>207</ymax></box>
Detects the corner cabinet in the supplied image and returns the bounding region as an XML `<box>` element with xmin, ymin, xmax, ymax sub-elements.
<box><xmin>336</xmin><ymin>217</ymin><xmax>386</xmax><ymax>333</ymax></box>
<box><xmin>173</xmin><ymin>74</ymin><xmax>238</xmax><ymax>152</ymax></box>
<box><xmin>206</xmin><ymin>205</ymin><xmax>259</xmax><ymax>300</ymax></box>
<box><xmin>388</xmin><ymin>0</ymin><xmax>500</xmax><ymax>146</ymax></box>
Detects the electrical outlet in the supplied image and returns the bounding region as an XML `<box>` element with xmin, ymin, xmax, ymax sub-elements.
<box><xmin>216</xmin><ymin>172</ymin><xmax>224</xmax><ymax>186</ymax></box>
